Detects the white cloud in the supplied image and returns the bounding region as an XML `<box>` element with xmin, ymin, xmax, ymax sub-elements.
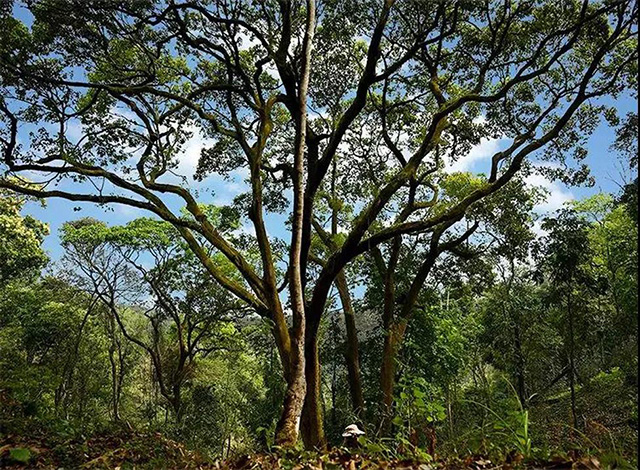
<box><xmin>114</xmin><ymin>203</ymin><xmax>146</xmax><ymax>218</ymax></box>
<box><xmin>160</xmin><ymin>126</ymin><xmax>251</xmax><ymax>208</ymax></box>
<box><xmin>439</xmin><ymin>122</ymin><xmax>574</xmax><ymax>215</ymax></box>
<box><xmin>66</xmin><ymin>120</ymin><xmax>84</xmax><ymax>141</ymax></box>
<box><xmin>175</xmin><ymin>125</ymin><xmax>212</xmax><ymax>178</ymax></box>
<box><xmin>263</xmin><ymin>61</ymin><xmax>279</xmax><ymax>80</ymax></box>
<box><xmin>532</xmin><ymin>219</ymin><xmax>548</xmax><ymax>238</ymax></box>
<box><xmin>237</xmin><ymin>30</ymin><xmax>262</xmax><ymax>51</ymax></box>
<box><xmin>525</xmin><ymin>172</ymin><xmax>574</xmax><ymax>214</ymax></box>
<box><xmin>445</xmin><ymin>137</ymin><xmax>505</xmax><ymax>173</ymax></box>
<box><xmin>235</xmin><ymin>221</ymin><xmax>256</xmax><ymax>237</ymax></box>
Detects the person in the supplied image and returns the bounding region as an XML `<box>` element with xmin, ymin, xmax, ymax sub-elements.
<box><xmin>341</xmin><ymin>424</ymin><xmax>365</xmax><ymax>449</ymax></box>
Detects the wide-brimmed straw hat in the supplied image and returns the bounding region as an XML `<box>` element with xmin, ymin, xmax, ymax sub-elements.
<box><xmin>342</xmin><ymin>424</ymin><xmax>365</xmax><ymax>437</ymax></box>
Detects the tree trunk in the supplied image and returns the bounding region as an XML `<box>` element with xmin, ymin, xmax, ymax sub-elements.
<box><xmin>172</xmin><ymin>384</ymin><xmax>183</xmax><ymax>425</ymax></box>
<box><xmin>275</xmin><ymin>346</ymin><xmax>306</xmax><ymax>446</ymax></box>
<box><xmin>513</xmin><ymin>320</ymin><xmax>527</xmax><ymax>408</ymax></box>
<box><xmin>330</xmin><ymin>327</ymin><xmax>338</xmax><ymax>429</ymax></box>
<box><xmin>116</xmin><ymin>338</ymin><xmax>126</xmax><ymax>419</ymax></box>
<box><xmin>567</xmin><ymin>288</ymin><xmax>578</xmax><ymax>430</ymax></box>
<box><xmin>335</xmin><ymin>271</ymin><xmax>365</xmax><ymax>414</ymax></box>
<box><xmin>380</xmin><ymin>335</ymin><xmax>395</xmax><ymax>418</ymax></box>
<box><xmin>271</xmin><ymin>312</ymin><xmax>293</xmax><ymax>383</ymax></box>
<box><xmin>109</xmin><ymin>345</ymin><xmax>120</xmax><ymax>421</ymax></box>
<box><xmin>301</xmin><ymin>327</ymin><xmax>326</xmax><ymax>449</ymax></box>
<box><xmin>108</xmin><ymin>315</ymin><xmax>121</xmax><ymax>421</ymax></box>
<box><xmin>56</xmin><ymin>298</ymin><xmax>95</xmax><ymax>416</ymax></box>
<box><xmin>446</xmin><ymin>382</ymin><xmax>456</xmax><ymax>446</ymax></box>
<box><xmin>379</xmin><ymin>232</ymin><xmax>446</xmax><ymax>432</ymax></box>
<box><xmin>380</xmin><ymin>321</ymin><xmax>407</xmax><ymax>427</ymax></box>
<box><xmin>275</xmin><ymin>0</ymin><xmax>315</xmax><ymax>448</ymax></box>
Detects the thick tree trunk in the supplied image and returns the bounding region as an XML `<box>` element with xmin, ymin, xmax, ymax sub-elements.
<box><xmin>380</xmin><ymin>321</ymin><xmax>407</xmax><ymax>425</ymax></box>
<box><xmin>275</xmin><ymin>344</ymin><xmax>306</xmax><ymax>446</ymax></box>
<box><xmin>301</xmin><ymin>327</ymin><xmax>326</xmax><ymax>449</ymax></box>
<box><xmin>380</xmin><ymin>335</ymin><xmax>395</xmax><ymax>417</ymax></box>
<box><xmin>270</xmin><ymin>307</ymin><xmax>293</xmax><ymax>383</ymax></box>
<box><xmin>335</xmin><ymin>271</ymin><xmax>365</xmax><ymax>414</ymax></box>
<box><xmin>276</xmin><ymin>0</ymin><xmax>315</xmax><ymax>447</ymax></box>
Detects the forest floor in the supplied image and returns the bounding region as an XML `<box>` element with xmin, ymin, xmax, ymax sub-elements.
<box><xmin>0</xmin><ymin>429</ymin><xmax>607</xmax><ymax>470</ymax></box>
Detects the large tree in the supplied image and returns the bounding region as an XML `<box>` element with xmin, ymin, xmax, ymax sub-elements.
<box><xmin>0</xmin><ymin>0</ymin><xmax>636</xmax><ymax>447</ymax></box>
<box><xmin>61</xmin><ymin>216</ymin><xmax>246</xmax><ymax>423</ymax></box>
<box><xmin>369</xmin><ymin>176</ymin><xmax>542</xmax><ymax>424</ymax></box>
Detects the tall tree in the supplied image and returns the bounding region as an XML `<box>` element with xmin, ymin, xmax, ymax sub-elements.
<box><xmin>61</xmin><ymin>216</ymin><xmax>245</xmax><ymax>423</ymax></box>
<box><xmin>1</xmin><ymin>0</ymin><xmax>636</xmax><ymax>447</ymax></box>
<box><xmin>367</xmin><ymin>176</ymin><xmax>540</xmax><ymax>424</ymax></box>
<box><xmin>539</xmin><ymin>210</ymin><xmax>593</xmax><ymax>430</ymax></box>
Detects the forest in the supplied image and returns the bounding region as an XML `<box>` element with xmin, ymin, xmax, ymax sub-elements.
<box><xmin>0</xmin><ymin>0</ymin><xmax>637</xmax><ymax>468</ymax></box>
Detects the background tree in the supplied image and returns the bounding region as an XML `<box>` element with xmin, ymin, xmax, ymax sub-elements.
<box><xmin>61</xmin><ymin>216</ymin><xmax>246</xmax><ymax>424</ymax></box>
<box><xmin>538</xmin><ymin>210</ymin><xmax>594</xmax><ymax>430</ymax></box>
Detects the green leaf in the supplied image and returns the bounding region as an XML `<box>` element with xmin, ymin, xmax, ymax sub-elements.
<box><xmin>9</xmin><ymin>447</ymin><xmax>31</xmax><ymax>463</ymax></box>
<box><xmin>412</xmin><ymin>388</ymin><xmax>426</xmax><ymax>398</ymax></box>
<box><xmin>365</xmin><ymin>442</ymin><xmax>384</xmax><ymax>454</ymax></box>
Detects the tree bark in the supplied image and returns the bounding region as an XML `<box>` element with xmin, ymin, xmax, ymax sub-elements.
<box><xmin>380</xmin><ymin>321</ymin><xmax>407</xmax><ymax>420</ymax></box>
<box><xmin>301</xmin><ymin>325</ymin><xmax>326</xmax><ymax>449</ymax></box>
<box><xmin>108</xmin><ymin>343</ymin><xmax>120</xmax><ymax>421</ymax></box>
<box><xmin>172</xmin><ymin>384</ymin><xmax>183</xmax><ymax>425</ymax></box>
<box><xmin>270</xmin><ymin>305</ymin><xmax>293</xmax><ymax>383</ymax></box>
<box><xmin>335</xmin><ymin>271</ymin><xmax>365</xmax><ymax>415</ymax></box>
<box><xmin>567</xmin><ymin>288</ymin><xmax>578</xmax><ymax>430</ymax></box>
<box><xmin>107</xmin><ymin>314</ymin><xmax>122</xmax><ymax>421</ymax></box>
<box><xmin>276</xmin><ymin>350</ymin><xmax>307</xmax><ymax>445</ymax></box>
<box><xmin>55</xmin><ymin>297</ymin><xmax>95</xmax><ymax>416</ymax></box>
<box><xmin>377</xmin><ymin>225</ymin><xmax>474</xmax><ymax>431</ymax></box>
<box><xmin>275</xmin><ymin>0</ymin><xmax>315</xmax><ymax>447</ymax></box>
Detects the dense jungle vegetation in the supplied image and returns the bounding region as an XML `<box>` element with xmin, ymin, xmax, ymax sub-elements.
<box><xmin>0</xmin><ymin>0</ymin><xmax>637</xmax><ymax>468</ymax></box>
